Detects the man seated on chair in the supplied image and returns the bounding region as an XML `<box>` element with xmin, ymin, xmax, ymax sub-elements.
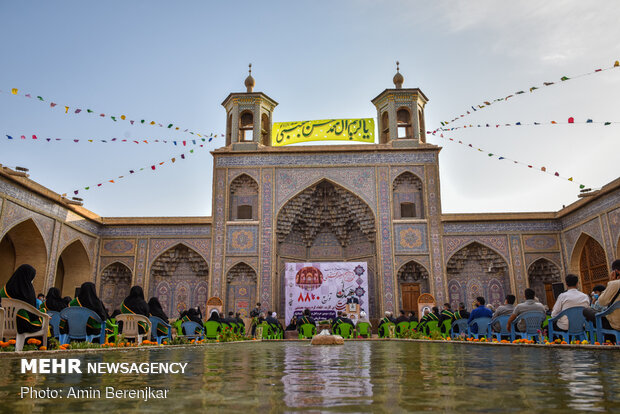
<box><xmin>222</xmin><ymin>311</ymin><xmax>236</xmax><ymax>329</ymax></box>
<box><xmin>407</xmin><ymin>311</ymin><xmax>417</xmax><ymax>323</ymax></box>
<box><xmin>266</xmin><ymin>311</ymin><xmax>282</xmax><ymax>333</ymax></box>
<box><xmin>437</xmin><ymin>303</ymin><xmax>455</xmax><ymax>334</ymax></box>
<box><xmin>340</xmin><ymin>313</ymin><xmax>354</xmax><ymax>328</ymax></box>
<box><xmin>418</xmin><ymin>307</ymin><xmax>440</xmax><ymax>334</ymax></box>
<box><xmin>378</xmin><ymin>311</ymin><xmax>394</xmax><ymax>329</ymax></box>
<box><xmin>450</xmin><ymin>303</ymin><xmax>469</xmax><ymax>335</ymax></box>
<box><xmin>395</xmin><ymin>310</ymin><xmax>408</xmax><ymax>325</ymax></box>
<box><xmin>507</xmin><ymin>289</ymin><xmax>545</xmax><ymax>332</ymax></box>
<box><xmin>467</xmin><ymin>297</ymin><xmax>493</xmax><ymax>334</ymax></box>
<box><xmin>331</xmin><ymin>311</ymin><xmax>344</xmax><ymax>330</ymax></box>
<box><xmin>491</xmin><ymin>294</ymin><xmax>516</xmax><ymax>332</ymax></box>
<box><xmin>583</xmin><ymin>260</ymin><xmax>620</xmax><ymax>333</ymax></box>
<box><xmin>296</xmin><ymin>308</ymin><xmax>316</xmax><ymax>331</ymax></box>
<box><xmin>551</xmin><ymin>274</ymin><xmax>590</xmax><ymax>332</ymax></box>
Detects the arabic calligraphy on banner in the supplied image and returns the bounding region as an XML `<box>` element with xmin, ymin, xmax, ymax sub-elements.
<box><xmin>272</xmin><ymin>118</ymin><xmax>375</xmax><ymax>146</ymax></box>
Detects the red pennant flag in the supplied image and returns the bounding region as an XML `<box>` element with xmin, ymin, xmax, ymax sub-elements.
<box><xmin>151</xmin><ymin>165</ymin><xmax>156</xmax><ymax>170</ymax></box>
<box><xmin>97</xmin><ymin>183</ymin><xmax>102</xmax><ymax>187</ymax></box>
<box><xmin>554</xmin><ymin>172</ymin><xmax>559</xmax><ymax>176</ymax></box>
<box><xmin>32</xmin><ymin>135</ymin><xmax>37</xmax><ymax>139</ymax></box>
<box><xmin>109</xmin><ymin>180</ymin><xmax>115</xmax><ymax>183</ymax></box>
<box><xmin>50</xmin><ymin>103</ymin><xmax>57</xmax><ymax>107</ymax></box>
<box><xmin>20</xmin><ymin>135</ymin><xmax>25</xmax><ymax>139</ymax></box>
<box><xmin>181</xmin><ymin>154</ymin><xmax>185</xmax><ymax>159</ymax></box>
<box><xmin>568</xmin><ymin>117</ymin><xmax>574</xmax><ymax>123</ymax></box>
<box><xmin>183</xmin><ymin>141</ymin><xmax>186</xmax><ymax>146</ymax></box>
<box><xmin>159</xmin><ymin>162</ymin><xmax>164</xmax><ymax>165</ymax></box>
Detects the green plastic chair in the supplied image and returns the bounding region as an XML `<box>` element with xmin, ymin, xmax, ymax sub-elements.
<box><xmin>204</xmin><ymin>320</ymin><xmax>222</xmax><ymax>339</ymax></box>
<box><xmin>173</xmin><ymin>319</ymin><xmax>183</xmax><ymax>337</ymax></box>
<box><xmin>441</xmin><ymin>319</ymin><xmax>452</xmax><ymax>337</ymax></box>
<box><xmin>259</xmin><ymin>322</ymin><xmax>275</xmax><ymax>339</ymax></box>
<box><xmin>298</xmin><ymin>323</ymin><xmax>316</xmax><ymax>339</ymax></box>
<box><xmin>335</xmin><ymin>323</ymin><xmax>353</xmax><ymax>338</ymax></box>
<box><xmin>409</xmin><ymin>321</ymin><xmax>418</xmax><ymax>331</ymax></box>
<box><xmin>378</xmin><ymin>322</ymin><xmax>395</xmax><ymax>338</ymax></box>
<box><xmin>356</xmin><ymin>322</ymin><xmax>371</xmax><ymax>338</ymax></box>
<box><xmin>396</xmin><ymin>321</ymin><xmax>410</xmax><ymax>337</ymax></box>
<box><xmin>425</xmin><ymin>320</ymin><xmax>439</xmax><ymax>336</ymax></box>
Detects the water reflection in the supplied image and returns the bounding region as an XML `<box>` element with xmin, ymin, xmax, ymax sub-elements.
<box><xmin>0</xmin><ymin>342</ymin><xmax>618</xmax><ymax>412</ymax></box>
<box><xmin>282</xmin><ymin>341</ymin><xmax>372</xmax><ymax>407</ymax></box>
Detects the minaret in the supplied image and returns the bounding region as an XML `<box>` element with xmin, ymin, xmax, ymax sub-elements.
<box><xmin>371</xmin><ymin>62</ymin><xmax>428</xmax><ymax>146</ymax></box>
<box><xmin>221</xmin><ymin>64</ymin><xmax>278</xmax><ymax>150</ymax></box>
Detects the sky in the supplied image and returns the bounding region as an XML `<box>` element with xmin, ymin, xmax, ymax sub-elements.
<box><xmin>0</xmin><ymin>1</ymin><xmax>618</xmax><ymax>217</ymax></box>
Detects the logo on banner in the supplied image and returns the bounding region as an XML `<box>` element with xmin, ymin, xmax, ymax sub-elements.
<box><xmin>295</xmin><ymin>266</ymin><xmax>323</xmax><ymax>291</ymax></box>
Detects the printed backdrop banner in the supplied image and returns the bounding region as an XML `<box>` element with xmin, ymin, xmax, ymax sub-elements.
<box><xmin>272</xmin><ymin>118</ymin><xmax>374</xmax><ymax>146</ymax></box>
<box><xmin>285</xmin><ymin>262</ymin><xmax>368</xmax><ymax>325</ymax></box>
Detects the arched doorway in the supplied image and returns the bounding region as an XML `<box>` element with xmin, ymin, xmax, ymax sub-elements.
<box><xmin>100</xmin><ymin>262</ymin><xmax>132</xmax><ymax>312</ymax></box>
<box><xmin>149</xmin><ymin>244</ymin><xmax>209</xmax><ymax>318</ymax></box>
<box><xmin>56</xmin><ymin>240</ymin><xmax>91</xmax><ymax>297</ymax></box>
<box><xmin>276</xmin><ymin>180</ymin><xmax>377</xmax><ymax>316</ymax></box>
<box><xmin>0</xmin><ymin>219</ymin><xmax>48</xmax><ymax>293</ymax></box>
<box><xmin>527</xmin><ymin>258</ymin><xmax>562</xmax><ymax>307</ymax></box>
<box><xmin>446</xmin><ymin>242</ymin><xmax>510</xmax><ymax>310</ymax></box>
<box><xmin>397</xmin><ymin>261</ymin><xmax>429</xmax><ymax>313</ymax></box>
<box><xmin>577</xmin><ymin>235</ymin><xmax>609</xmax><ymax>294</ymax></box>
<box><xmin>226</xmin><ymin>262</ymin><xmax>257</xmax><ymax>317</ymax></box>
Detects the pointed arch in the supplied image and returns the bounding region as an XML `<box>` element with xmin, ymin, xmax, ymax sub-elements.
<box><xmin>396</xmin><ymin>260</ymin><xmax>429</xmax><ymax>313</ymax></box>
<box><xmin>56</xmin><ymin>239</ymin><xmax>91</xmax><ymax>297</ymax></box>
<box><xmin>392</xmin><ymin>171</ymin><xmax>424</xmax><ymax>219</ymax></box>
<box><xmin>229</xmin><ymin>173</ymin><xmax>259</xmax><ymax>221</ymax></box>
<box><xmin>226</xmin><ymin>262</ymin><xmax>257</xmax><ymax>318</ymax></box>
<box><xmin>527</xmin><ymin>258</ymin><xmax>562</xmax><ymax>307</ymax></box>
<box><xmin>570</xmin><ymin>233</ymin><xmax>609</xmax><ymax>294</ymax></box>
<box><xmin>100</xmin><ymin>262</ymin><xmax>132</xmax><ymax>312</ymax></box>
<box><xmin>0</xmin><ymin>218</ymin><xmax>48</xmax><ymax>294</ymax></box>
<box><xmin>149</xmin><ymin>243</ymin><xmax>209</xmax><ymax>319</ymax></box>
<box><xmin>446</xmin><ymin>241</ymin><xmax>510</xmax><ymax>309</ymax></box>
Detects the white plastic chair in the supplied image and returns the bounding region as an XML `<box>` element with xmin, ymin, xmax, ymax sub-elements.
<box><xmin>0</xmin><ymin>307</ymin><xmax>5</xmax><ymax>341</ymax></box>
<box><xmin>2</xmin><ymin>298</ymin><xmax>50</xmax><ymax>351</ymax></box>
<box><xmin>115</xmin><ymin>314</ymin><xmax>152</xmax><ymax>343</ymax></box>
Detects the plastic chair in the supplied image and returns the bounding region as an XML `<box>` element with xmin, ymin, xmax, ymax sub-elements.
<box><xmin>396</xmin><ymin>321</ymin><xmax>410</xmax><ymax>337</ymax></box>
<box><xmin>204</xmin><ymin>320</ymin><xmax>222</xmax><ymax>339</ymax></box>
<box><xmin>334</xmin><ymin>323</ymin><xmax>353</xmax><ymax>339</ymax></box>
<box><xmin>451</xmin><ymin>319</ymin><xmax>469</xmax><ymax>339</ymax></box>
<box><xmin>468</xmin><ymin>317</ymin><xmax>491</xmax><ymax>339</ymax></box>
<box><xmin>510</xmin><ymin>311</ymin><xmax>546</xmax><ymax>342</ymax></box>
<box><xmin>548</xmin><ymin>306</ymin><xmax>592</xmax><ymax>343</ymax></box>
<box><xmin>298</xmin><ymin>323</ymin><xmax>316</xmax><ymax>339</ymax></box>
<box><xmin>47</xmin><ymin>310</ymin><xmax>61</xmax><ymax>339</ymax></box>
<box><xmin>409</xmin><ymin>321</ymin><xmax>418</xmax><ymax>331</ymax></box>
<box><xmin>595</xmin><ymin>301</ymin><xmax>620</xmax><ymax>344</ymax></box>
<box><xmin>0</xmin><ymin>307</ymin><xmax>4</xmax><ymax>341</ymax></box>
<box><xmin>378</xmin><ymin>322</ymin><xmax>395</xmax><ymax>338</ymax></box>
<box><xmin>356</xmin><ymin>322</ymin><xmax>371</xmax><ymax>338</ymax></box>
<box><xmin>424</xmin><ymin>320</ymin><xmax>440</xmax><ymax>336</ymax></box>
<box><xmin>148</xmin><ymin>316</ymin><xmax>172</xmax><ymax>344</ymax></box>
<box><xmin>181</xmin><ymin>321</ymin><xmax>205</xmax><ymax>340</ymax></box>
<box><xmin>116</xmin><ymin>314</ymin><xmax>152</xmax><ymax>343</ymax></box>
<box><xmin>487</xmin><ymin>315</ymin><xmax>510</xmax><ymax>341</ymax></box>
<box><xmin>2</xmin><ymin>298</ymin><xmax>51</xmax><ymax>351</ymax></box>
<box><xmin>259</xmin><ymin>322</ymin><xmax>275</xmax><ymax>339</ymax></box>
<box><xmin>59</xmin><ymin>306</ymin><xmax>105</xmax><ymax>345</ymax></box>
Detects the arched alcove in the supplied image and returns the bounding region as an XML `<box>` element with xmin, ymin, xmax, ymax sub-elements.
<box><xmin>393</xmin><ymin>172</ymin><xmax>424</xmax><ymax>219</ymax></box>
<box><xmin>0</xmin><ymin>219</ymin><xmax>48</xmax><ymax>293</ymax></box>
<box><xmin>527</xmin><ymin>258</ymin><xmax>561</xmax><ymax>307</ymax></box>
<box><xmin>396</xmin><ymin>261</ymin><xmax>429</xmax><ymax>313</ymax></box>
<box><xmin>571</xmin><ymin>234</ymin><xmax>609</xmax><ymax>294</ymax></box>
<box><xmin>226</xmin><ymin>262</ymin><xmax>257</xmax><ymax>317</ymax></box>
<box><xmin>56</xmin><ymin>239</ymin><xmax>91</xmax><ymax>297</ymax></box>
<box><xmin>100</xmin><ymin>262</ymin><xmax>132</xmax><ymax>312</ymax></box>
<box><xmin>229</xmin><ymin>174</ymin><xmax>259</xmax><ymax>221</ymax></box>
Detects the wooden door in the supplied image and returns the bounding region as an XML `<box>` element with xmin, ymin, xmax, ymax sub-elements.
<box><xmin>544</xmin><ymin>283</ymin><xmax>556</xmax><ymax>308</ymax></box>
<box><xmin>579</xmin><ymin>237</ymin><xmax>609</xmax><ymax>294</ymax></box>
<box><xmin>401</xmin><ymin>283</ymin><xmax>420</xmax><ymax>312</ymax></box>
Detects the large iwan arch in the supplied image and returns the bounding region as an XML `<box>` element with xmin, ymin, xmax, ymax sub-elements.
<box><xmin>0</xmin><ymin>219</ymin><xmax>48</xmax><ymax>294</ymax></box>
<box><xmin>570</xmin><ymin>233</ymin><xmax>609</xmax><ymax>294</ymax></box>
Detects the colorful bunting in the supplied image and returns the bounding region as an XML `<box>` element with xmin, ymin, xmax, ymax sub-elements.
<box><xmin>69</xmin><ymin>146</ymin><xmax>204</xmax><ymax>195</ymax></box>
<box><xmin>3</xmin><ymin>133</ymin><xmax>220</xmax><ymax>145</ymax></box>
<box><xmin>1</xmin><ymin>87</ymin><xmax>220</xmax><ymax>138</ymax></box>
<box><xmin>437</xmin><ymin>60</ymin><xmax>620</xmax><ymax>128</ymax></box>
<box><xmin>428</xmin><ymin>131</ymin><xmax>587</xmax><ymax>187</ymax></box>
<box><xmin>431</xmin><ymin>117</ymin><xmax>618</xmax><ymax>134</ymax></box>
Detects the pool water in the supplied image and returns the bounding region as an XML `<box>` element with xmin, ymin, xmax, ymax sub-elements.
<box><xmin>1</xmin><ymin>341</ymin><xmax>619</xmax><ymax>413</ymax></box>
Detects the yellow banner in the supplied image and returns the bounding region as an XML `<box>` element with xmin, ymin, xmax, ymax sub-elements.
<box><xmin>272</xmin><ymin>118</ymin><xmax>375</xmax><ymax>146</ymax></box>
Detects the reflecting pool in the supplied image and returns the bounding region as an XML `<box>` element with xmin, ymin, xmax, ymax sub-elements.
<box><xmin>1</xmin><ymin>341</ymin><xmax>619</xmax><ymax>412</ymax></box>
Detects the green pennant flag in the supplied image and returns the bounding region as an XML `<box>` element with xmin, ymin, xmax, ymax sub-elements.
<box><xmin>37</xmin><ymin>96</ymin><xmax>44</xmax><ymax>101</ymax></box>
<box><xmin>111</xmin><ymin>116</ymin><xmax>117</xmax><ymax>121</ymax></box>
<box><xmin>167</xmin><ymin>124</ymin><xmax>173</xmax><ymax>128</ymax></box>
<box><xmin>190</xmin><ymin>149</ymin><xmax>194</xmax><ymax>153</ymax></box>
<box><xmin>579</xmin><ymin>184</ymin><xmax>585</xmax><ymax>189</ymax></box>
<box><xmin>561</xmin><ymin>76</ymin><xmax>569</xmax><ymax>81</ymax></box>
<box><xmin>85</xmin><ymin>187</ymin><xmax>90</xmax><ymax>190</ymax></box>
<box><xmin>604</xmin><ymin>122</ymin><xmax>611</xmax><ymax>125</ymax></box>
<box><xmin>141</xmin><ymin>120</ymin><xmax>145</xmax><ymax>123</ymax></box>
<box><xmin>201</xmin><ymin>138</ymin><xmax>206</xmax><ymax>142</ymax></box>
<box><xmin>488</xmin><ymin>153</ymin><xmax>493</xmax><ymax>156</ymax></box>
<box><xmin>87</xmin><ymin>109</ymin><xmax>93</xmax><ymax>113</ymax></box>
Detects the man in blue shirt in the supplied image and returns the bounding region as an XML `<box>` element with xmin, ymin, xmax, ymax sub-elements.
<box><xmin>468</xmin><ymin>296</ymin><xmax>493</xmax><ymax>334</ymax></box>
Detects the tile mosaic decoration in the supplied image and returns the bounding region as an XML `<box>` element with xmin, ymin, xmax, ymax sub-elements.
<box><xmin>377</xmin><ymin>167</ymin><xmax>395</xmax><ymax>312</ymax></box>
<box><xmin>101</xmin><ymin>239</ymin><xmax>135</xmax><ymax>256</ymax></box>
<box><xmin>260</xmin><ymin>168</ymin><xmax>274</xmax><ymax>310</ymax></box>
<box><xmin>226</xmin><ymin>225</ymin><xmax>258</xmax><ymax>254</ymax></box>
<box><xmin>444</xmin><ymin>221</ymin><xmax>561</xmax><ymax>234</ymax></box>
<box><xmin>394</xmin><ymin>223</ymin><xmax>428</xmax><ymax>253</ymax></box>
<box><xmin>522</xmin><ymin>234</ymin><xmax>560</xmax><ymax>252</ymax></box>
<box><xmin>211</xmin><ymin>169</ymin><xmax>227</xmax><ymax>297</ymax></box>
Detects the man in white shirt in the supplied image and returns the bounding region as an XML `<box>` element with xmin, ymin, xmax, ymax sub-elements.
<box><xmin>551</xmin><ymin>274</ymin><xmax>590</xmax><ymax>331</ymax></box>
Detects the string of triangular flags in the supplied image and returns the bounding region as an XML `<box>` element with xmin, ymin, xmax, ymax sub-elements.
<box><xmin>4</xmin><ymin>133</ymin><xmax>217</xmax><ymax>146</ymax></box>
<box><xmin>427</xmin><ymin>131</ymin><xmax>587</xmax><ymax>188</ymax></box>
<box><xmin>432</xmin><ymin>117</ymin><xmax>618</xmax><ymax>133</ymax></box>
<box><xmin>66</xmin><ymin>147</ymin><xmax>203</xmax><ymax>196</ymax></box>
<box><xmin>1</xmin><ymin>87</ymin><xmax>220</xmax><ymax>138</ymax></box>
<box><xmin>438</xmin><ymin>59</ymin><xmax>620</xmax><ymax>128</ymax></box>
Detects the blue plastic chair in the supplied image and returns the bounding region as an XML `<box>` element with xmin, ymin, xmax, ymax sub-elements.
<box><xmin>149</xmin><ymin>316</ymin><xmax>172</xmax><ymax>345</ymax></box>
<box><xmin>595</xmin><ymin>301</ymin><xmax>620</xmax><ymax>344</ymax></box>
<box><xmin>451</xmin><ymin>319</ymin><xmax>469</xmax><ymax>339</ymax></box>
<box><xmin>487</xmin><ymin>315</ymin><xmax>510</xmax><ymax>341</ymax></box>
<box><xmin>548</xmin><ymin>306</ymin><xmax>592</xmax><ymax>343</ymax></box>
<box><xmin>510</xmin><ymin>311</ymin><xmax>546</xmax><ymax>342</ymax></box>
<box><xmin>181</xmin><ymin>321</ymin><xmax>204</xmax><ymax>340</ymax></box>
<box><xmin>59</xmin><ymin>307</ymin><xmax>106</xmax><ymax>345</ymax></box>
<box><xmin>47</xmin><ymin>310</ymin><xmax>61</xmax><ymax>339</ymax></box>
<box><xmin>468</xmin><ymin>317</ymin><xmax>491</xmax><ymax>339</ymax></box>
